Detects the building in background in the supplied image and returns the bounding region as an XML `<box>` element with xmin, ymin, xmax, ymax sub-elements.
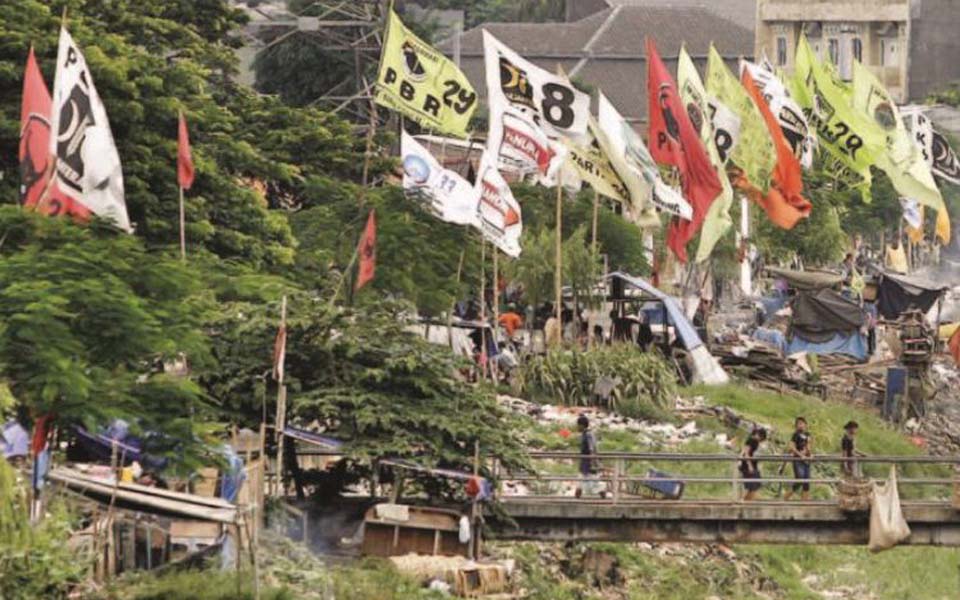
<box><xmin>756</xmin><ymin>0</ymin><xmax>960</xmax><ymax>103</ymax></box>
<box><xmin>440</xmin><ymin>5</ymin><xmax>754</xmax><ymax>130</ymax></box>
<box><xmin>565</xmin><ymin>0</ymin><xmax>758</xmax><ymax>31</ymax></box>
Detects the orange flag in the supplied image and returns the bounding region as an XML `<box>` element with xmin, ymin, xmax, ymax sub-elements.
<box><xmin>355</xmin><ymin>209</ymin><xmax>376</xmax><ymax>292</ymax></box>
<box><xmin>178</xmin><ymin>111</ymin><xmax>195</xmax><ymax>190</ymax></box>
<box><xmin>739</xmin><ymin>70</ymin><xmax>811</xmax><ymax>230</ymax></box>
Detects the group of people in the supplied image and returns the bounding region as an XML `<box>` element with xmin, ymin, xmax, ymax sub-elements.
<box><xmin>739</xmin><ymin>418</ymin><xmax>863</xmax><ymax>501</ymax></box>
<box><xmin>573</xmin><ymin>415</ymin><xmax>865</xmax><ymax>500</ymax></box>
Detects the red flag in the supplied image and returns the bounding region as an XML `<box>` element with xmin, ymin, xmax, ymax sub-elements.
<box><xmin>19</xmin><ymin>47</ymin><xmax>82</xmax><ymax>218</ymax></box>
<box><xmin>645</xmin><ymin>38</ymin><xmax>723</xmax><ymax>263</ymax></box>
<box><xmin>739</xmin><ymin>70</ymin><xmax>811</xmax><ymax>230</ymax></box>
<box><xmin>178</xmin><ymin>111</ymin><xmax>195</xmax><ymax>190</ymax></box>
<box><xmin>355</xmin><ymin>210</ymin><xmax>376</xmax><ymax>292</ymax></box>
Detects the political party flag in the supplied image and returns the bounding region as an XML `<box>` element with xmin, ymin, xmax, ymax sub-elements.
<box><xmin>741</xmin><ymin>57</ymin><xmax>816</xmax><ymax>169</ymax></box>
<box><xmin>375</xmin><ymin>9</ymin><xmax>477</xmax><ymax>138</ymax></box>
<box><xmin>19</xmin><ymin>47</ymin><xmax>81</xmax><ymax>217</ymax></box>
<box><xmin>483</xmin><ymin>30</ymin><xmax>591</xmax><ymax>138</ymax></box>
<box><xmin>742</xmin><ymin>69</ymin><xmax>811</xmax><ymax>229</ymax></box>
<box><xmin>401</xmin><ymin>130</ymin><xmax>479</xmax><ymax>226</ymax></box>
<box><xmin>676</xmin><ymin>46</ymin><xmax>734</xmax><ymax>263</ymax></box>
<box><xmin>561</xmin><ymin>117</ymin><xmax>629</xmax><ymax>204</ymax></box>
<box><xmin>487</xmin><ymin>101</ymin><xmax>568</xmax><ymax>186</ymax></box>
<box><xmin>177</xmin><ymin>111</ymin><xmax>195</xmax><ymax>190</ymax></box>
<box><xmin>792</xmin><ymin>36</ymin><xmax>883</xmax><ymax>201</ymax></box>
<box><xmin>596</xmin><ymin>92</ymin><xmax>690</xmax><ymax>225</ymax></box>
<box><xmin>355</xmin><ymin>209</ymin><xmax>376</xmax><ymax>291</ymax></box>
<box><xmin>646</xmin><ymin>38</ymin><xmax>722</xmax><ymax>262</ymax></box>
<box><xmin>903</xmin><ymin>108</ymin><xmax>960</xmax><ymax>186</ymax></box>
<box><xmin>705</xmin><ymin>45</ymin><xmax>776</xmax><ymax>193</ymax></box>
<box><xmin>852</xmin><ymin>60</ymin><xmax>947</xmax><ymax>242</ymax></box>
<box><xmin>474</xmin><ymin>151</ymin><xmax>523</xmax><ymax>257</ymax></box>
<box><xmin>50</xmin><ymin>27</ymin><xmax>131</xmax><ymax>232</ymax></box>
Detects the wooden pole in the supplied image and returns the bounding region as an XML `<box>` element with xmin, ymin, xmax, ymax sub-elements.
<box><xmin>447</xmin><ymin>249</ymin><xmax>466</xmax><ymax>349</ymax></box>
<box><xmin>360</xmin><ymin>79</ymin><xmax>378</xmax><ymax>191</ymax></box>
<box><xmin>274</xmin><ymin>296</ymin><xmax>287</xmax><ymax>498</ymax></box>
<box><xmin>480</xmin><ymin>237</ymin><xmax>487</xmax><ymax>380</ymax></box>
<box><xmin>492</xmin><ymin>246</ymin><xmax>499</xmax><ymax>341</ymax></box>
<box><xmin>591</xmin><ymin>188</ymin><xmax>599</xmax><ymax>255</ymax></box>
<box><xmin>179</xmin><ymin>185</ymin><xmax>186</xmax><ymax>261</ymax></box>
<box><xmin>555</xmin><ymin>183</ymin><xmax>563</xmax><ymax>327</ymax></box>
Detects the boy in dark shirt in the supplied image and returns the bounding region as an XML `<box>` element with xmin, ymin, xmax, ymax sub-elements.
<box><xmin>784</xmin><ymin>417</ymin><xmax>813</xmax><ymax>501</ymax></box>
<box><xmin>841</xmin><ymin>421</ymin><xmax>860</xmax><ymax>477</ymax></box>
<box><xmin>576</xmin><ymin>415</ymin><xmax>601</xmax><ymax>498</ymax></box>
<box><xmin>739</xmin><ymin>428</ymin><xmax>767</xmax><ymax>501</ymax></box>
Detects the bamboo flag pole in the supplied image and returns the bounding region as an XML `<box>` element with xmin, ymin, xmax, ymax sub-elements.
<box><xmin>555</xmin><ymin>183</ymin><xmax>563</xmax><ymax>328</ymax></box>
<box><xmin>492</xmin><ymin>245</ymin><xmax>499</xmax><ymax>340</ymax></box>
<box><xmin>480</xmin><ymin>236</ymin><xmax>487</xmax><ymax>380</ymax></box>
<box><xmin>179</xmin><ymin>185</ymin><xmax>186</xmax><ymax>261</ymax></box>
<box><xmin>447</xmin><ymin>249</ymin><xmax>466</xmax><ymax>349</ymax></box>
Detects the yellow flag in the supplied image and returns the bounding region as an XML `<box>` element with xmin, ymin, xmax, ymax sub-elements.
<box><xmin>792</xmin><ymin>36</ymin><xmax>883</xmax><ymax>201</ymax></box>
<box><xmin>677</xmin><ymin>47</ymin><xmax>734</xmax><ymax>263</ymax></box>
<box><xmin>851</xmin><ymin>60</ymin><xmax>949</xmax><ymax>243</ymax></box>
<box><xmin>563</xmin><ymin>118</ymin><xmax>630</xmax><ymax>204</ymax></box>
<box><xmin>374</xmin><ymin>9</ymin><xmax>477</xmax><ymax>138</ymax></box>
<box><xmin>705</xmin><ymin>45</ymin><xmax>776</xmax><ymax>193</ymax></box>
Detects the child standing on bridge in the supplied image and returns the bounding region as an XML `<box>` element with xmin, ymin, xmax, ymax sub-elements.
<box><xmin>739</xmin><ymin>427</ymin><xmax>767</xmax><ymax>501</ymax></box>
<box><xmin>784</xmin><ymin>417</ymin><xmax>813</xmax><ymax>501</ymax></box>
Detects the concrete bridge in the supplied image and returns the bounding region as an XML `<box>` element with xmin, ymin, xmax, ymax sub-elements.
<box><xmin>483</xmin><ymin>451</ymin><xmax>960</xmax><ymax>546</ymax></box>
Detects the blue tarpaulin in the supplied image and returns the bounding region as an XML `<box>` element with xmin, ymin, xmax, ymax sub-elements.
<box><xmin>1</xmin><ymin>421</ymin><xmax>29</xmax><ymax>459</ymax></box>
<box><xmin>786</xmin><ymin>332</ymin><xmax>867</xmax><ymax>361</ymax></box>
<box><xmin>607</xmin><ymin>272</ymin><xmax>703</xmax><ymax>351</ymax></box>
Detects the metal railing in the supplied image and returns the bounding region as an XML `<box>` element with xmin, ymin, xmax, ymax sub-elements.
<box><xmin>493</xmin><ymin>451</ymin><xmax>960</xmax><ymax>504</ymax></box>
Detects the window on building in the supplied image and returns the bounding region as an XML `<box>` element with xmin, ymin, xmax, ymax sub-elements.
<box><xmin>852</xmin><ymin>38</ymin><xmax>862</xmax><ymax>62</ymax></box>
<box><xmin>828</xmin><ymin>38</ymin><xmax>840</xmax><ymax>65</ymax></box>
<box><xmin>880</xmin><ymin>39</ymin><xmax>899</xmax><ymax>67</ymax></box>
<box><xmin>776</xmin><ymin>36</ymin><xmax>788</xmax><ymax>66</ymax></box>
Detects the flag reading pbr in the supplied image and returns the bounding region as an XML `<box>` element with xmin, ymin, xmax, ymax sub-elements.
<box><xmin>375</xmin><ymin>9</ymin><xmax>477</xmax><ymax>138</ymax></box>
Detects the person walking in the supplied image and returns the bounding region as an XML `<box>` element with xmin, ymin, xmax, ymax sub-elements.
<box><xmin>739</xmin><ymin>427</ymin><xmax>767</xmax><ymax>501</ymax></box>
<box><xmin>784</xmin><ymin>417</ymin><xmax>813</xmax><ymax>501</ymax></box>
<box><xmin>576</xmin><ymin>415</ymin><xmax>601</xmax><ymax>498</ymax></box>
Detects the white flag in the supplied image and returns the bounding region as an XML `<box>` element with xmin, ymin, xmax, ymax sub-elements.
<box><xmin>900</xmin><ymin>198</ymin><xmax>922</xmax><ymax>230</ymax></box>
<box><xmin>482</xmin><ymin>30</ymin><xmax>590</xmax><ymax>138</ymax></box>
<box><xmin>49</xmin><ymin>27</ymin><xmax>130</xmax><ymax>232</ymax></box>
<box><xmin>401</xmin><ymin>131</ymin><xmax>478</xmax><ymax>226</ymax></box>
<box><xmin>596</xmin><ymin>93</ymin><xmax>691</xmax><ymax>221</ymax></box>
<box><xmin>903</xmin><ymin>107</ymin><xmax>960</xmax><ymax>186</ymax></box>
<box><xmin>474</xmin><ymin>151</ymin><xmax>522</xmax><ymax>257</ymax></box>
<box><xmin>740</xmin><ymin>58</ymin><xmax>816</xmax><ymax>169</ymax></box>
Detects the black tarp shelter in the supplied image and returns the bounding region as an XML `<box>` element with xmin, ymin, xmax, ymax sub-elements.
<box><xmin>876</xmin><ymin>272</ymin><xmax>949</xmax><ymax>320</ymax></box>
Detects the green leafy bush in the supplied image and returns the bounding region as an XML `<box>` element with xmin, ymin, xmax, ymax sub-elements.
<box><xmin>0</xmin><ymin>461</ymin><xmax>86</xmax><ymax>600</ymax></box>
<box><xmin>519</xmin><ymin>345</ymin><xmax>677</xmax><ymax>419</ymax></box>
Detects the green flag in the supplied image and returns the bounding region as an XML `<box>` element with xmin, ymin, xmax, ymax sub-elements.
<box><xmin>705</xmin><ymin>45</ymin><xmax>775</xmax><ymax>193</ymax></box>
<box><xmin>374</xmin><ymin>9</ymin><xmax>478</xmax><ymax>138</ymax></box>
<box><xmin>792</xmin><ymin>35</ymin><xmax>884</xmax><ymax>200</ymax></box>
<box><xmin>852</xmin><ymin>61</ymin><xmax>946</xmax><ymax>220</ymax></box>
<box><xmin>678</xmin><ymin>47</ymin><xmax>734</xmax><ymax>263</ymax></box>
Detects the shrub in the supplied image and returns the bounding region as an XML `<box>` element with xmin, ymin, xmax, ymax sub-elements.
<box><xmin>519</xmin><ymin>345</ymin><xmax>678</xmax><ymax>419</ymax></box>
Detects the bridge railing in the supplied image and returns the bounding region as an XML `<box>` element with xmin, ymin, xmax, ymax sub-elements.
<box><xmin>492</xmin><ymin>452</ymin><xmax>960</xmax><ymax>503</ymax></box>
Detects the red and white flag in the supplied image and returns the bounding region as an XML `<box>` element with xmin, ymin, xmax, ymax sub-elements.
<box><xmin>355</xmin><ymin>210</ymin><xmax>376</xmax><ymax>292</ymax></box>
<box><xmin>19</xmin><ymin>46</ymin><xmax>81</xmax><ymax>218</ymax></box>
<box><xmin>49</xmin><ymin>26</ymin><xmax>131</xmax><ymax>231</ymax></box>
<box><xmin>178</xmin><ymin>111</ymin><xmax>195</xmax><ymax>190</ymax></box>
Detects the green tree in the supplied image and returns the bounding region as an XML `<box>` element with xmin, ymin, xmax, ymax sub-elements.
<box><xmin>0</xmin><ymin>207</ymin><xmax>214</xmax><ymax>467</ymax></box>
